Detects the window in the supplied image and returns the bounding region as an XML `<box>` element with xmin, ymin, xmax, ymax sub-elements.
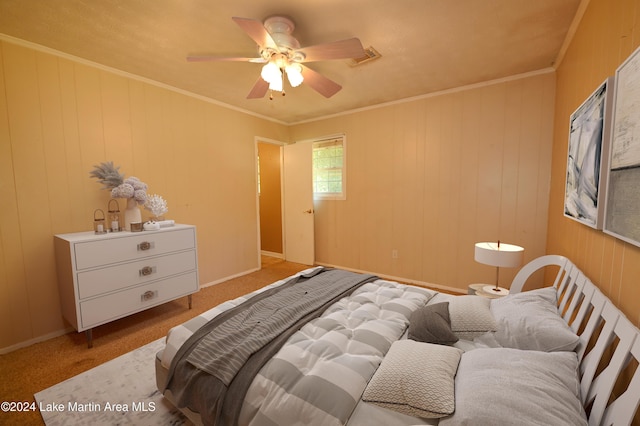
<box><xmin>313</xmin><ymin>136</ymin><xmax>346</xmax><ymax>200</ymax></box>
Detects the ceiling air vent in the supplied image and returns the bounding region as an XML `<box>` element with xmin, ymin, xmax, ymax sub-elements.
<box><xmin>349</xmin><ymin>46</ymin><xmax>382</xmax><ymax>66</ymax></box>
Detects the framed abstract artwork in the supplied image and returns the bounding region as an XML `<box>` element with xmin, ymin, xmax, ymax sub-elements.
<box><xmin>604</xmin><ymin>46</ymin><xmax>640</xmax><ymax>247</ymax></box>
<box><xmin>564</xmin><ymin>77</ymin><xmax>614</xmax><ymax>229</ymax></box>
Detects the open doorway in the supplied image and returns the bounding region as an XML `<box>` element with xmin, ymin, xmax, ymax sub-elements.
<box><xmin>257</xmin><ymin>139</ymin><xmax>284</xmax><ymax>259</ymax></box>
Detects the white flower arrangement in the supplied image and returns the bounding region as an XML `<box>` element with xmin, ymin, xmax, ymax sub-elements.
<box><xmin>90</xmin><ymin>162</ymin><xmax>148</xmax><ymax>205</ymax></box>
<box><xmin>144</xmin><ymin>194</ymin><xmax>168</xmax><ymax>218</ymax></box>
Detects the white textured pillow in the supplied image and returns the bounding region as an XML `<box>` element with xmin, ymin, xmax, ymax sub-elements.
<box><xmin>489</xmin><ymin>286</ymin><xmax>579</xmax><ymax>352</ymax></box>
<box><xmin>362</xmin><ymin>340</ymin><xmax>462</xmax><ymax>418</ymax></box>
<box><xmin>447</xmin><ymin>296</ymin><xmax>496</xmax><ymax>340</ymax></box>
<box><xmin>439</xmin><ymin>348</ymin><xmax>587</xmax><ymax>426</ymax></box>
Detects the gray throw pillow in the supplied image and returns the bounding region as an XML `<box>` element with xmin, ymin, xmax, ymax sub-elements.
<box><xmin>448</xmin><ymin>296</ymin><xmax>496</xmax><ymax>340</ymax></box>
<box><xmin>408</xmin><ymin>302</ymin><xmax>458</xmax><ymax>345</ymax></box>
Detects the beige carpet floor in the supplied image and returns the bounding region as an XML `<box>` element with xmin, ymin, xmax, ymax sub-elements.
<box><xmin>0</xmin><ymin>256</ymin><xmax>308</xmax><ymax>426</ymax></box>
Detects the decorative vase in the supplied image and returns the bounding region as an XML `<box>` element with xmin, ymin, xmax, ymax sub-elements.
<box><xmin>123</xmin><ymin>198</ymin><xmax>142</xmax><ymax>231</ymax></box>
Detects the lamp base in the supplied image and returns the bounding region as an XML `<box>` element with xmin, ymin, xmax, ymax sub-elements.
<box><xmin>482</xmin><ymin>285</ymin><xmax>510</xmax><ymax>296</ymax></box>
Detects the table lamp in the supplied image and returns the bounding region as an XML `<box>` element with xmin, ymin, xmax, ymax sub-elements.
<box><xmin>474</xmin><ymin>241</ymin><xmax>524</xmax><ymax>295</ymax></box>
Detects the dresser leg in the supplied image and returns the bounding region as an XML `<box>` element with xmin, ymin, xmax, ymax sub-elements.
<box><xmin>188</xmin><ymin>294</ymin><xmax>193</xmax><ymax>309</ymax></box>
<box><xmin>86</xmin><ymin>329</ymin><xmax>93</xmax><ymax>348</ymax></box>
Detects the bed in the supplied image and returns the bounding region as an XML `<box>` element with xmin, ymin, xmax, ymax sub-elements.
<box><xmin>155</xmin><ymin>256</ymin><xmax>640</xmax><ymax>425</ymax></box>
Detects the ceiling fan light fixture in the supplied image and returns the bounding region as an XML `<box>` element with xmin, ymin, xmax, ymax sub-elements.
<box><xmin>268</xmin><ymin>75</ymin><xmax>283</xmax><ymax>92</ymax></box>
<box><xmin>261</xmin><ymin>62</ymin><xmax>281</xmax><ymax>84</ymax></box>
<box><xmin>285</xmin><ymin>64</ymin><xmax>304</xmax><ymax>87</ymax></box>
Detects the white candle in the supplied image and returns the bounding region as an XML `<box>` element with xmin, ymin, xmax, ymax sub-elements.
<box><xmin>97</xmin><ymin>224</ymin><xmax>104</xmax><ymax>232</ymax></box>
<box><xmin>111</xmin><ymin>220</ymin><xmax>119</xmax><ymax>231</ymax></box>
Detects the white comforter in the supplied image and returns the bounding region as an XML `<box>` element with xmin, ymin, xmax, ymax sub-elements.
<box><xmin>160</xmin><ymin>267</ymin><xmax>444</xmax><ymax>425</ymax></box>
<box><xmin>238</xmin><ymin>279</ymin><xmax>436</xmax><ymax>425</ymax></box>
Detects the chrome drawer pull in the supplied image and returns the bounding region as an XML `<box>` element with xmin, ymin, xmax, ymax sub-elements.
<box><xmin>137</xmin><ymin>241</ymin><xmax>154</xmax><ymax>251</ymax></box>
<box><xmin>139</xmin><ymin>266</ymin><xmax>155</xmax><ymax>276</ymax></box>
<box><xmin>141</xmin><ymin>290</ymin><xmax>157</xmax><ymax>302</ymax></box>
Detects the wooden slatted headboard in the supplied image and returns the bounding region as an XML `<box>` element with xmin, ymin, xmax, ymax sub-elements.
<box><xmin>510</xmin><ymin>255</ymin><xmax>640</xmax><ymax>426</ymax></box>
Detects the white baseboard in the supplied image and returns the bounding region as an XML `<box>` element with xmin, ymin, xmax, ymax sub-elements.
<box><xmin>0</xmin><ymin>327</ymin><xmax>74</xmax><ymax>355</ymax></box>
<box><xmin>260</xmin><ymin>250</ymin><xmax>284</xmax><ymax>259</ymax></box>
<box><xmin>199</xmin><ymin>266</ymin><xmax>261</xmax><ymax>288</ymax></box>
<box><xmin>314</xmin><ymin>262</ymin><xmax>465</xmax><ymax>295</ymax></box>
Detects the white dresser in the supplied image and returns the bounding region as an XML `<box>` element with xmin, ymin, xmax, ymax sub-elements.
<box><xmin>54</xmin><ymin>224</ymin><xmax>199</xmax><ymax>347</ymax></box>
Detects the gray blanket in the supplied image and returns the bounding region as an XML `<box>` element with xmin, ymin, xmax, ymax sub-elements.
<box><xmin>163</xmin><ymin>268</ymin><xmax>378</xmax><ymax>426</ymax></box>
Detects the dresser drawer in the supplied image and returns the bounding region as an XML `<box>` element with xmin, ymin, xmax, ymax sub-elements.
<box><xmin>74</xmin><ymin>228</ymin><xmax>195</xmax><ymax>270</ymax></box>
<box><xmin>79</xmin><ymin>271</ymin><xmax>198</xmax><ymax>329</ymax></box>
<box><xmin>76</xmin><ymin>249</ymin><xmax>197</xmax><ymax>299</ymax></box>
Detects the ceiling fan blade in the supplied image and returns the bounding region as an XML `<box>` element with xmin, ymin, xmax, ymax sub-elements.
<box><xmin>232</xmin><ymin>17</ymin><xmax>279</xmax><ymax>51</ymax></box>
<box><xmin>300</xmin><ymin>65</ymin><xmax>342</xmax><ymax>98</ymax></box>
<box><xmin>186</xmin><ymin>55</ymin><xmax>263</xmax><ymax>62</ymax></box>
<box><xmin>247</xmin><ymin>77</ymin><xmax>269</xmax><ymax>99</ymax></box>
<box><xmin>297</xmin><ymin>38</ymin><xmax>365</xmax><ymax>62</ymax></box>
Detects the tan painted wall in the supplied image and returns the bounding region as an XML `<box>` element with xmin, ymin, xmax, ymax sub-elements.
<box><xmin>0</xmin><ymin>40</ymin><xmax>288</xmax><ymax>350</ymax></box>
<box><xmin>548</xmin><ymin>0</ymin><xmax>640</xmax><ymax>326</ymax></box>
<box><xmin>258</xmin><ymin>142</ymin><xmax>283</xmax><ymax>254</ymax></box>
<box><xmin>290</xmin><ymin>72</ymin><xmax>556</xmax><ymax>292</ymax></box>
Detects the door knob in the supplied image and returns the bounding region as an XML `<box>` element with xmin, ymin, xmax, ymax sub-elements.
<box><xmin>303</xmin><ymin>209</ymin><xmax>314</xmax><ymax>214</ymax></box>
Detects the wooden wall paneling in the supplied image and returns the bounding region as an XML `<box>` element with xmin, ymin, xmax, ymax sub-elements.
<box><xmin>617</xmin><ymin>0</ymin><xmax>636</xmax><ymax>61</ymax></box>
<box><xmin>37</xmin><ymin>53</ymin><xmax>70</xmax><ymax>232</ymax></box>
<box><xmin>364</xmin><ymin>108</ymin><xmax>395</xmax><ymax>274</ymax></box>
<box><xmin>0</xmin><ymin>42</ymin><xmax>33</xmax><ymax>348</ymax></box>
<box><xmin>473</xmin><ymin>87</ymin><xmax>507</xmax><ymax>285</ymax></box>
<box><xmin>516</xmin><ymin>78</ymin><xmax>544</xmax><ymax>246</ymax></box>
<box><xmin>411</xmin><ymin>101</ymin><xmax>428</xmax><ymax>282</ymax></box>
<box><xmin>458</xmin><ymin>90</ymin><xmax>482</xmax><ymax>285</ymax></box>
<box><xmin>513</xmin><ymin>77</ymin><xmax>553</xmax><ymax>285</ymax></box>
<box><xmin>101</xmin><ymin>72</ymin><xmax>133</xmax><ymax>164</ymax></box>
<box><xmin>128</xmin><ymin>81</ymin><xmax>150</xmax><ymax>194</ymax></box>
<box><xmin>505</xmin><ymin>80</ymin><xmax>530</xmax><ymax>262</ymax></box>
<box><xmin>611</xmin><ymin>244</ymin><xmax>640</xmax><ymax>324</ymax></box>
<box><xmin>438</xmin><ymin>93</ymin><xmax>463</xmax><ymax>287</ymax></box>
<box><xmin>402</xmin><ymin>102</ymin><xmax>426</xmax><ymax>280</ymax></box>
<box><xmin>57</xmin><ymin>59</ymin><xmax>85</xmax><ymax>232</ymax></box>
<box><xmin>34</xmin><ymin>52</ymin><xmax>74</xmax><ymax>335</ymax></box>
<box><xmin>74</xmin><ymin>63</ymin><xmax>109</xmax><ymax>221</ymax></box>
<box><xmin>350</xmin><ymin>111</ymin><xmax>372</xmax><ymax>270</ymax></box>
<box><xmin>141</xmin><ymin>85</ymin><xmax>168</xmax><ymax>192</ymax></box>
<box><xmin>160</xmin><ymin>91</ymin><xmax>186</xmax><ymax>220</ymax></box>
<box><xmin>3</xmin><ymin>43</ymin><xmax>64</xmax><ymax>337</ymax></box>
<box><xmin>179</xmin><ymin>96</ymin><xmax>206</xmax><ymax>215</ymax></box>
<box><xmin>534</xmin><ymin>75</ymin><xmax>555</xmax><ymax>259</ymax></box>
<box><xmin>598</xmin><ymin>235</ymin><xmax>615</xmax><ymax>294</ymax></box>
<box><xmin>420</xmin><ymin>96</ymin><xmax>443</xmax><ymax>284</ymax></box>
<box><xmin>390</xmin><ymin>102</ymin><xmax>418</xmax><ymax>278</ymax></box>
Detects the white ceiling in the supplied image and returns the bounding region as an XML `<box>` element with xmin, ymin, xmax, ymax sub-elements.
<box><xmin>0</xmin><ymin>0</ymin><xmax>582</xmax><ymax>124</ymax></box>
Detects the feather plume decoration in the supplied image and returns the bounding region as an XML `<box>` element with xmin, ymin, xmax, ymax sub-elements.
<box><xmin>89</xmin><ymin>161</ymin><xmax>125</xmax><ymax>190</ymax></box>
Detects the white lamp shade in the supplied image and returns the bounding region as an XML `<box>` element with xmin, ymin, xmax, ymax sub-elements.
<box><xmin>474</xmin><ymin>242</ymin><xmax>524</xmax><ymax>268</ymax></box>
<box><xmin>261</xmin><ymin>62</ymin><xmax>281</xmax><ymax>84</ymax></box>
<box><xmin>285</xmin><ymin>64</ymin><xmax>304</xmax><ymax>87</ymax></box>
<box><xmin>268</xmin><ymin>77</ymin><xmax>283</xmax><ymax>92</ymax></box>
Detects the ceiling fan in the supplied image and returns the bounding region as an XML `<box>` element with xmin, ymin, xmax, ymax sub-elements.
<box><xmin>187</xmin><ymin>16</ymin><xmax>365</xmax><ymax>99</ymax></box>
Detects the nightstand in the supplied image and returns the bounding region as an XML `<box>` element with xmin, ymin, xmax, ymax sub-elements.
<box><xmin>468</xmin><ymin>283</ymin><xmax>510</xmax><ymax>299</ymax></box>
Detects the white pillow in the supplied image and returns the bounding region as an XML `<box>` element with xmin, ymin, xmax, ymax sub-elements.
<box><xmin>362</xmin><ymin>340</ymin><xmax>462</xmax><ymax>418</ymax></box>
<box><xmin>447</xmin><ymin>296</ymin><xmax>496</xmax><ymax>340</ymax></box>
<box><xmin>488</xmin><ymin>286</ymin><xmax>579</xmax><ymax>352</ymax></box>
<box><xmin>439</xmin><ymin>348</ymin><xmax>587</xmax><ymax>426</ymax></box>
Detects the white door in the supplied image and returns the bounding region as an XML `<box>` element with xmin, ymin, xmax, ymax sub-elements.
<box><xmin>283</xmin><ymin>141</ymin><xmax>315</xmax><ymax>265</ymax></box>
